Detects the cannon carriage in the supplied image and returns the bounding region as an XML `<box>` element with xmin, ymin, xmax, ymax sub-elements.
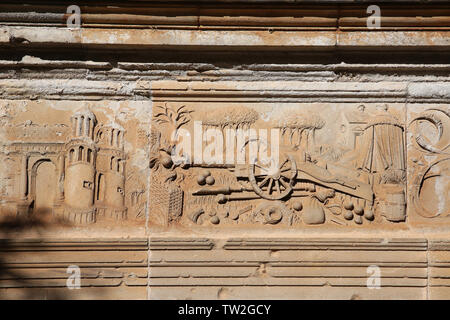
<box><xmin>188</xmin><ymin>134</ymin><xmax>376</xmax><ymax>226</ymax></box>
<box><xmin>151</xmin><ymin>103</ymin><xmax>406</xmax><ymax>226</ymax></box>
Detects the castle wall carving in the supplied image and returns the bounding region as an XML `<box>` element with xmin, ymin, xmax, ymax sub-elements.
<box><xmin>0</xmin><ymin>101</ymin><xmax>151</xmax><ymax>225</ymax></box>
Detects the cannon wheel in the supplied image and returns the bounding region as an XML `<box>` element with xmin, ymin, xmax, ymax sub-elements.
<box><xmin>249</xmin><ymin>155</ymin><xmax>297</xmax><ymax>200</ymax></box>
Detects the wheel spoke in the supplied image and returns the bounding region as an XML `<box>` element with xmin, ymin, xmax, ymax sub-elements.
<box><xmin>279</xmin><ymin>177</ymin><xmax>289</xmax><ymax>188</ymax></box>
<box><xmin>259</xmin><ymin>176</ymin><xmax>270</xmax><ymax>188</ymax></box>
<box><xmin>268</xmin><ymin>178</ymin><xmax>274</xmax><ymax>194</ymax></box>
<box><xmin>275</xmin><ymin>180</ymin><xmax>281</xmax><ymax>194</ymax></box>
<box><xmin>255</xmin><ymin>164</ymin><xmax>269</xmax><ymax>172</ymax></box>
<box><xmin>279</xmin><ymin>158</ymin><xmax>288</xmax><ymax>169</ymax></box>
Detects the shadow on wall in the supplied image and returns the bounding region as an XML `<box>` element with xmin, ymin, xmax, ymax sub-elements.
<box><xmin>0</xmin><ymin>215</ymin><xmax>70</xmax><ymax>299</ymax></box>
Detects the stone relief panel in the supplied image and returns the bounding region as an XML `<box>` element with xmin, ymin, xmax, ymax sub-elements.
<box><xmin>149</xmin><ymin>100</ymin><xmax>410</xmax><ymax>229</ymax></box>
<box><xmin>0</xmin><ymin>100</ymin><xmax>151</xmax><ymax>225</ymax></box>
<box><xmin>1</xmin><ymin>95</ymin><xmax>448</xmax><ymax>231</ymax></box>
<box><xmin>408</xmin><ymin>105</ymin><xmax>450</xmax><ymax>222</ymax></box>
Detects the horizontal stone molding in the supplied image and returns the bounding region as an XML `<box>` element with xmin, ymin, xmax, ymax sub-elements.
<box><xmin>1</xmin><ymin>3</ymin><xmax>450</xmax><ymax>31</ymax></box>
<box><xmin>429</xmin><ymin>240</ymin><xmax>450</xmax><ymax>251</ymax></box>
<box><xmin>1</xmin><ymin>27</ymin><xmax>450</xmax><ymax>51</ymax></box>
<box><xmin>0</xmin><ymin>238</ymin><xmax>148</xmax><ymax>251</ymax></box>
<box><xmin>0</xmin><ymin>78</ymin><xmax>447</xmax><ymax>102</ymax></box>
<box><xmin>149</xmin><ymin>238</ymin><xmax>215</xmax><ymax>250</ymax></box>
<box><xmin>0</xmin><ymin>236</ymin><xmax>448</xmax><ymax>298</ymax></box>
<box><xmin>151</xmin><ymin>80</ymin><xmax>409</xmax><ymax>103</ymax></box>
<box><xmin>223</xmin><ymin>238</ymin><xmax>428</xmax><ymax>251</ymax></box>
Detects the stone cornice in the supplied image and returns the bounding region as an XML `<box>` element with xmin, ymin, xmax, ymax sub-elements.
<box><xmin>2</xmin><ymin>3</ymin><xmax>450</xmax><ymax>30</ymax></box>
<box><xmin>1</xmin><ymin>27</ymin><xmax>449</xmax><ymax>51</ymax></box>
<box><xmin>1</xmin><ymin>2</ymin><xmax>450</xmax><ymax>52</ymax></box>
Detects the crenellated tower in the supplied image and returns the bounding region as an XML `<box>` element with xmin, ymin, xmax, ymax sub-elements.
<box><xmin>62</xmin><ymin>108</ymin><xmax>97</xmax><ymax>223</ymax></box>
<box><xmin>94</xmin><ymin>122</ymin><xmax>127</xmax><ymax>220</ymax></box>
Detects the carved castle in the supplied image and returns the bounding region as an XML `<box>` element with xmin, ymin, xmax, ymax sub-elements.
<box><xmin>0</xmin><ymin>108</ymin><xmax>127</xmax><ymax>223</ymax></box>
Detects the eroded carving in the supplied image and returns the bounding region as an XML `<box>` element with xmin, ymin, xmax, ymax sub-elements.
<box><xmin>409</xmin><ymin>107</ymin><xmax>450</xmax><ymax>218</ymax></box>
<box><xmin>0</xmin><ymin>102</ymin><xmax>149</xmax><ymax>225</ymax></box>
<box><xmin>149</xmin><ymin>103</ymin><xmax>408</xmax><ymax>227</ymax></box>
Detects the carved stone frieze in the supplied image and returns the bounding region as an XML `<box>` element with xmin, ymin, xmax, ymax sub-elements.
<box><xmin>149</xmin><ymin>82</ymin><xmax>417</xmax><ymax>229</ymax></box>
<box><xmin>0</xmin><ymin>100</ymin><xmax>151</xmax><ymax>225</ymax></box>
<box><xmin>1</xmin><ymin>0</ymin><xmax>450</xmax><ymax>302</ymax></box>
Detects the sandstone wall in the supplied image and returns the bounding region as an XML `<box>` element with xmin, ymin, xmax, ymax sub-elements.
<box><xmin>0</xmin><ymin>1</ymin><xmax>449</xmax><ymax>299</ymax></box>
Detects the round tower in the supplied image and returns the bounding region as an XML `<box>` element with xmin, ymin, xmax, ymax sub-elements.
<box><xmin>94</xmin><ymin>122</ymin><xmax>127</xmax><ymax>220</ymax></box>
<box><xmin>63</xmin><ymin>108</ymin><xmax>97</xmax><ymax>223</ymax></box>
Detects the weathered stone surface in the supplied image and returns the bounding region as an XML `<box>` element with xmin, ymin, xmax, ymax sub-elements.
<box><xmin>0</xmin><ymin>100</ymin><xmax>151</xmax><ymax>226</ymax></box>
<box><xmin>0</xmin><ymin>239</ymin><xmax>148</xmax><ymax>299</ymax></box>
<box><xmin>0</xmin><ymin>0</ymin><xmax>449</xmax><ymax>300</ymax></box>
<box><xmin>148</xmin><ymin>237</ymin><xmax>428</xmax><ymax>299</ymax></box>
<box><xmin>149</xmin><ymin>91</ymin><xmax>408</xmax><ymax>229</ymax></box>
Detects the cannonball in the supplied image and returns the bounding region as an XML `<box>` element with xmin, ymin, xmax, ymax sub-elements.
<box><xmin>364</xmin><ymin>210</ymin><xmax>374</xmax><ymax>221</ymax></box>
<box><xmin>216</xmin><ymin>194</ymin><xmax>227</xmax><ymax>204</ymax></box>
<box><xmin>343</xmin><ymin>201</ymin><xmax>354</xmax><ymax>211</ymax></box>
<box><xmin>203</xmin><ymin>170</ymin><xmax>211</xmax><ymax>177</ymax></box>
<box><xmin>161</xmin><ymin>155</ymin><xmax>173</xmax><ymax>168</ymax></box>
<box><xmin>210</xmin><ymin>216</ymin><xmax>220</xmax><ymax>225</ymax></box>
<box><xmin>197</xmin><ymin>175</ymin><xmax>206</xmax><ymax>185</ymax></box>
<box><xmin>354</xmin><ymin>215</ymin><xmax>363</xmax><ymax>225</ymax></box>
<box><xmin>206</xmin><ymin>176</ymin><xmax>215</xmax><ymax>185</ymax></box>
<box><xmin>354</xmin><ymin>205</ymin><xmax>364</xmax><ymax>216</ymax></box>
<box><xmin>344</xmin><ymin>210</ymin><xmax>354</xmax><ymax>220</ymax></box>
<box><xmin>293</xmin><ymin>202</ymin><xmax>303</xmax><ymax>211</ymax></box>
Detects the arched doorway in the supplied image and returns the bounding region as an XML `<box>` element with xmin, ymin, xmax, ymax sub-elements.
<box><xmin>33</xmin><ymin>160</ymin><xmax>57</xmax><ymax>215</ymax></box>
